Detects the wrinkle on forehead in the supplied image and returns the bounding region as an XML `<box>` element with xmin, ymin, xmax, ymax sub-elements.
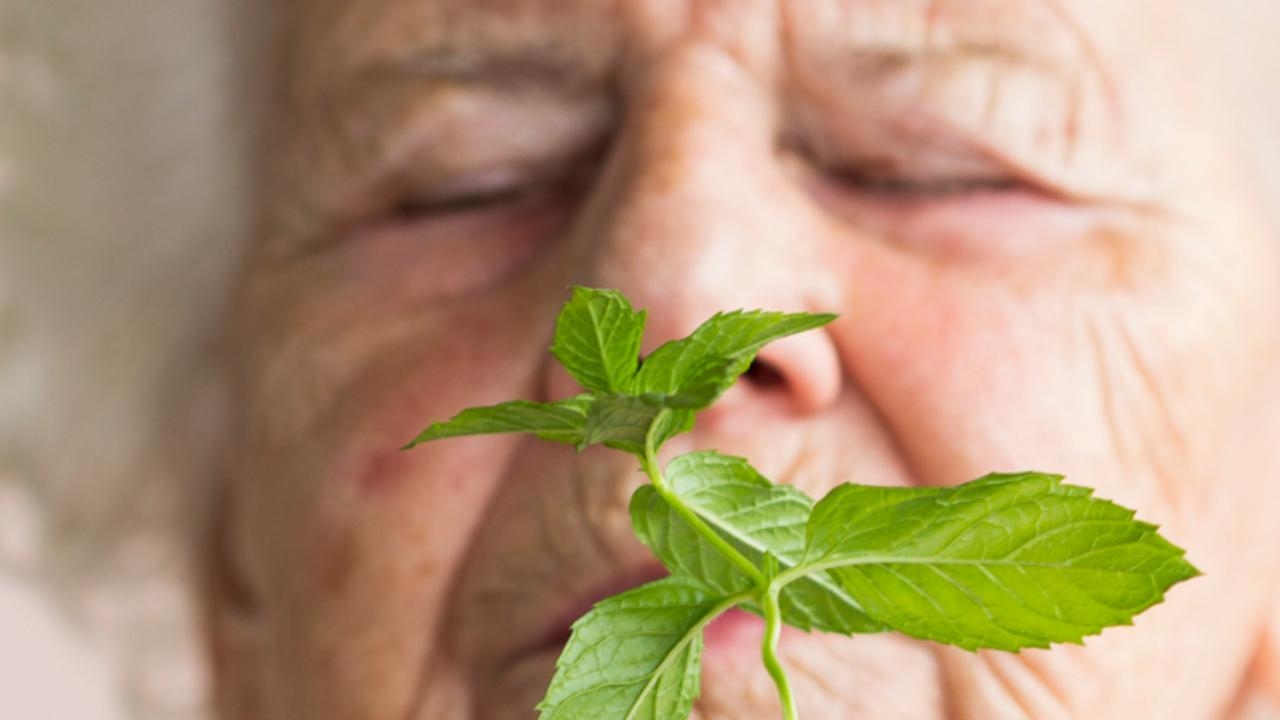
<box><xmin>274</xmin><ymin>0</ymin><xmax>1146</xmax><ymax>230</ymax></box>
<box><xmin>291</xmin><ymin>0</ymin><xmax>1109</xmax><ymax>101</ymax></box>
<box><xmin>287</xmin><ymin>0</ymin><xmax>623</xmax><ymax>102</ymax></box>
<box><xmin>781</xmin><ymin>0</ymin><xmax>1096</xmax><ymax>79</ymax></box>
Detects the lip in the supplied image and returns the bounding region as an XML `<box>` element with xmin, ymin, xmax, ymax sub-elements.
<box><xmin>703</xmin><ymin>607</ymin><xmax>767</xmax><ymax>654</ymax></box>
<box><xmin>444</xmin><ymin>442</ymin><xmax>675</xmax><ymax>682</ymax></box>
<box><xmin>448</xmin><ymin>445</ymin><xmax>930</xmax><ymax>719</ymax></box>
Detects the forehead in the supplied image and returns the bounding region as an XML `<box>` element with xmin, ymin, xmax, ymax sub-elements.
<box><xmin>287</xmin><ymin>0</ymin><xmax>620</xmax><ymax>95</ymax></box>
<box><xmin>284</xmin><ymin>0</ymin><xmax>1112</xmax><ymax>98</ymax></box>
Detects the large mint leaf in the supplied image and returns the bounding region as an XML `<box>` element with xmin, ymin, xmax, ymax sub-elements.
<box><xmin>537</xmin><ymin>577</ymin><xmax>736</xmax><ymax>720</ymax></box>
<box><xmin>402</xmin><ymin>396</ymin><xmax>592</xmax><ymax>449</ymax></box>
<box><xmin>633</xmin><ymin>310</ymin><xmax>835</xmax><ymax>409</ymax></box>
<box><xmin>798</xmin><ymin>473</ymin><xmax>1200</xmax><ymax>651</ymax></box>
<box><xmin>551</xmin><ymin>287</ymin><xmax>646</xmax><ymax>393</ymax></box>
<box><xmin>630</xmin><ymin>452</ymin><xmax>882</xmax><ymax>634</ymax></box>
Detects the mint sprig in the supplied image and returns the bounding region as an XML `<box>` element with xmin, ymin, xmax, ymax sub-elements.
<box><xmin>405</xmin><ymin>286</ymin><xmax>1198</xmax><ymax>720</ymax></box>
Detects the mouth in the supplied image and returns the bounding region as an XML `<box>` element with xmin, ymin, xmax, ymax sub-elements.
<box><xmin>702</xmin><ymin>607</ymin><xmax>767</xmax><ymax>654</ymax></box>
<box><xmin>446</xmin><ymin>442</ymin><xmax>937</xmax><ymax>718</ymax></box>
<box><xmin>445</xmin><ymin>442</ymin><xmax>676</xmax><ymax>689</ymax></box>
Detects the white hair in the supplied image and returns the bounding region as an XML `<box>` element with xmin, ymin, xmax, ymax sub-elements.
<box><xmin>0</xmin><ymin>1</ymin><xmax>1276</xmax><ymax>718</ymax></box>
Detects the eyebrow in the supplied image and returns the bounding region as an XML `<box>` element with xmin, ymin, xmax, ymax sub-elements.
<box><xmin>349</xmin><ymin>45</ymin><xmax>611</xmax><ymax>96</ymax></box>
<box><xmin>330</xmin><ymin>0</ymin><xmax>621</xmax><ymax>108</ymax></box>
<box><xmin>812</xmin><ymin>6</ymin><xmax>1083</xmax><ymax>78</ymax></box>
<box><xmin>833</xmin><ymin>43</ymin><xmax>1066</xmax><ymax>89</ymax></box>
<box><xmin>315</xmin><ymin>9</ymin><xmax>617</xmax><ymax>170</ymax></box>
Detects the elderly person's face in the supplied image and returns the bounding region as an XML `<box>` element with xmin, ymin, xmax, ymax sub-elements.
<box><xmin>215</xmin><ymin>1</ymin><xmax>1280</xmax><ymax>718</ymax></box>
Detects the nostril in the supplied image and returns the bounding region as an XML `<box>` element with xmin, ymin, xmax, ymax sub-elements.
<box><xmin>742</xmin><ymin>358</ymin><xmax>785</xmax><ymax>389</ymax></box>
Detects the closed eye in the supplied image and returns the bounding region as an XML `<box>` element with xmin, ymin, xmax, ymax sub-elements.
<box><xmin>824</xmin><ymin>166</ymin><xmax>1023</xmax><ymax>200</ymax></box>
<box><xmin>344</xmin><ymin>160</ymin><xmax>596</xmax><ymax>302</ymax></box>
<box><xmin>389</xmin><ymin>149</ymin><xmax>602</xmax><ymax>221</ymax></box>
<box><xmin>393</xmin><ymin>177</ymin><xmax>564</xmax><ymax>219</ymax></box>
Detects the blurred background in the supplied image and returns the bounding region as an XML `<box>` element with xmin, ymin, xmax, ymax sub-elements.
<box><xmin>1</xmin><ymin>1</ymin><xmax>1278</xmax><ymax>718</ymax></box>
<box><xmin>0</xmin><ymin>1</ymin><xmax>256</xmax><ymax>717</ymax></box>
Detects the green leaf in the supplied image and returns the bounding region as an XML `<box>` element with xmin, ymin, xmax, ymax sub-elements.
<box><xmin>537</xmin><ymin>577</ymin><xmax>737</xmax><ymax>720</ymax></box>
<box><xmin>634</xmin><ymin>310</ymin><xmax>836</xmax><ymax>409</ymax></box>
<box><xmin>402</xmin><ymin>395</ymin><xmax>593</xmax><ymax>449</ymax></box>
<box><xmin>580</xmin><ymin>394</ymin><xmax>661</xmax><ymax>454</ymax></box>
<box><xmin>630</xmin><ymin>451</ymin><xmax>882</xmax><ymax>633</ymax></box>
<box><xmin>552</xmin><ymin>287</ymin><xmax>646</xmax><ymax>393</ymax></box>
<box><xmin>648</xmin><ymin>407</ymin><xmax>696</xmax><ymax>452</ymax></box>
<box><xmin>579</xmin><ymin>395</ymin><xmax>694</xmax><ymax>455</ymax></box>
<box><xmin>797</xmin><ymin>473</ymin><xmax>1200</xmax><ymax>651</ymax></box>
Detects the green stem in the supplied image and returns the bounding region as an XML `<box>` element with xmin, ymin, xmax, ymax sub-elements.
<box><xmin>762</xmin><ymin>583</ymin><xmax>799</xmax><ymax>720</ymax></box>
<box><xmin>639</xmin><ymin>449</ymin><xmax>768</xmax><ymax>588</ymax></box>
<box><xmin>640</xmin><ymin>411</ymin><xmax>795</xmax><ymax>720</ymax></box>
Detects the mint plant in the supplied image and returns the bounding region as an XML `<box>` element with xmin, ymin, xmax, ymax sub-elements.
<box><xmin>404</xmin><ymin>287</ymin><xmax>1198</xmax><ymax>720</ymax></box>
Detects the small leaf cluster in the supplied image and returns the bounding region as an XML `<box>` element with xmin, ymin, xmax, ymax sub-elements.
<box><xmin>405</xmin><ymin>287</ymin><xmax>1199</xmax><ymax>720</ymax></box>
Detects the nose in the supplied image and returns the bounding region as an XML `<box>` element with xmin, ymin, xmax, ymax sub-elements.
<box><xmin>541</xmin><ymin>45</ymin><xmax>842</xmax><ymax>420</ymax></box>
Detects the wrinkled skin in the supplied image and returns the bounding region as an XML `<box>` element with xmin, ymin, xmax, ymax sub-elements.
<box><xmin>213</xmin><ymin>1</ymin><xmax>1280</xmax><ymax>718</ymax></box>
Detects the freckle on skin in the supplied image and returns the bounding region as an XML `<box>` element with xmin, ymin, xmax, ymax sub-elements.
<box><xmin>359</xmin><ymin>445</ymin><xmax>418</xmax><ymax>494</ymax></box>
<box><xmin>1088</xmin><ymin>225</ymin><xmax>1146</xmax><ymax>292</ymax></box>
<box><xmin>315</xmin><ymin>523</ymin><xmax>359</xmax><ymax>596</ymax></box>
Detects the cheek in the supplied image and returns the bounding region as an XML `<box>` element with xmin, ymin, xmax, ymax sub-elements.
<box><xmin>231</xmin><ymin>276</ymin><xmax>565</xmax><ymax>713</ymax></box>
<box><xmin>345</xmin><ymin>193</ymin><xmax>571</xmax><ymax>305</ymax></box>
<box><xmin>831</xmin><ymin>242</ymin><xmax>1108</xmax><ymax>483</ymax></box>
<box><xmin>316</xmin><ymin>292</ymin><xmax>563</xmax><ymax>560</ymax></box>
<box><xmin>827</xmin><ymin>235</ymin><xmax>1277</xmax><ymax>717</ymax></box>
<box><xmin>826</xmin><ymin>229</ymin><xmax>1217</xmax><ymax>519</ymax></box>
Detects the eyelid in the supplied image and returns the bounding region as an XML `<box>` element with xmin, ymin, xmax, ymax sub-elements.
<box><xmin>391</xmin><ymin>141</ymin><xmax>606</xmax><ymax>218</ymax></box>
<box><xmin>782</xmin><ymin>135</ymin><xmax>1024</xmax><ymax>201</ymax></box>
<box><xmin>414</xmin><ymin>167</ymin><xmax>538</xmax><ymax>206</ymax></box>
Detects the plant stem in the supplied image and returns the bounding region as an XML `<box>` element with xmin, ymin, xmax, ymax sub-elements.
<box><xmin>762</xmin><ymin>583</ymin><xmax>799</xmax><ymax>720</ymax></box>
<box><xmin>639</xmin><ymin>450</ymin><xmax>768</xmax><ymax>587</ymax></box>
<box><xmin>641</xmin><ymin>411</ymin><xmax>796</xmax><ymax>720</ymax></box>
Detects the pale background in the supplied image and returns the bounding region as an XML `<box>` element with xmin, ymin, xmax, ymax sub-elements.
<box><xmin>1</xmin><ymin>1</ymin><xmax>1278</xmax><ymax>718</ymax></box>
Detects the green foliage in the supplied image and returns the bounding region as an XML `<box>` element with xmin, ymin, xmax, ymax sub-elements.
<box><xmin>405</xmin><ymin>287</ymin><xmax>1199</xmax><ymax>720</ymax></box>
<box><xmin>551</xmin><ymin>287</ymin><xmax>646</xmax><ymax>393</ymax></box>
<box><xmin>537</xmin><ymin>577</ymin><xmax>740</xmax><ymax>720</ymax></box>
<box><xmin>630</xmin><ymin>451</ymin><xmax>883</xmax><ymax>634</ymax></box>
<box><xmin>633</xmin><ymin>310</ymin><xmax>836</xmax><ymax>409</ymax></box>
<box><xmin>402</xmin><ymin>396</ymin><xmax>593</xmax><ymax>449</ymax></box>
<box><xmin>798</xmin><ymin>474</ymin><xmax>1198</xmax><ymax>651</ymax></box>
<box><xmin>579</xmin><ymin>393</ymin><xmax>670</xmax><ymax>454</ymax></box>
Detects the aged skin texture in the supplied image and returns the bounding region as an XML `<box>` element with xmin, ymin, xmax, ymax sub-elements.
<box><xmin>214</xmin><ymin>1</ymin><xmax>1280</xmax><ymax>718</ymax></box>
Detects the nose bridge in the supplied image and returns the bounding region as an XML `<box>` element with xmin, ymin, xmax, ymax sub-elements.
<box><xmin>577</xmin><ymin>45</ymin><xmax>794</xmax><ymax>349</ymax></box>
<box><xmin>542</xmin><ymin>45</ymin><xmax>844</xmax><ymax>417</ymax></box>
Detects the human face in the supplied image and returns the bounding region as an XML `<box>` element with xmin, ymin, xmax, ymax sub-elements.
<box><xmin>214</xmin><ymin>1</ymin><xmax>1280</xmax><ymax>718</ymax></box>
